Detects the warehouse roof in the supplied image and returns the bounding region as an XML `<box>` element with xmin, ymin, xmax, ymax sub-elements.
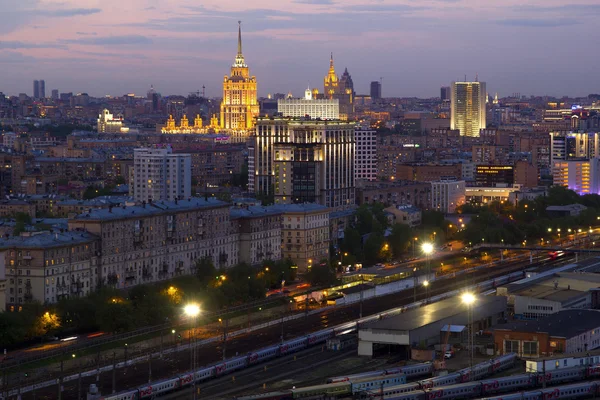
<box><xmin>494</xmin><ymin>309</ymin><xmax>600</xmax><ymax>339</ymax></box>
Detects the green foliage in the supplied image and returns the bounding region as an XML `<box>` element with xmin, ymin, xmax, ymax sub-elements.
<box><xmin>230</xmin><ymin>161</ymin><xmax>249</xmax><ymax>189</ymax></box>
<box><xmin>195</xmin><ymin>257</ymin><xmax>217</xmax><ymax>286</ymax></box>
<box><xmin>114</xmin><ymin>176</ymin><xmax>126</xmax><ymax>185</ymax></box>
<box><xmin>14</xmin><ymin>212</ymin><xmax>32</xmax><ymax>234</ymax></box>
<box><xmin>421</xmin><ymin>210</ymin><xmax>445</xmax><ymax>228</ymax></box>
<box><xmin>83</xmin><ymin>185</ymin><xmax>114</xmax><ymax>200</ymax></box>
<box><xmin>388</xmin><ymin>223</ymin><xmax>412</xmax><ymax>259</ymax></box>
<box><xmin>305</xmin><ymin>262</ymin><xmax>336</xmax><ymax>286</ymax></box>
<box><xmin>363</xmin><ymin>232</ymin><xmax>385</xmax><ymax>265</ymax></box>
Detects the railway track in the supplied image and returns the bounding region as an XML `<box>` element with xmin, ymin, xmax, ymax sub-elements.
<box><xmin>6</xmin><ymin>255</ymin><xmax>574</xmax><ymax>400</ymax></box>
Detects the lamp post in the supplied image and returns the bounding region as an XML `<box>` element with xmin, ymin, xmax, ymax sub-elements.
<box><xmin>413</xmin><ymin>237</ymin><xmax>418</xmax><ymax>259</ymax></box>
<box><xmin>184</xmin><ymin>303</ymin><xmax>201</xmax><ymax>400</ymax></box>
<box><xmin>421</xmin><ymin>242</ymin><xmax>434</xmax><ymax>302</ymax></box>
<box><xmin>461</xmin><ymin>293</ymin><xmax>476</xmax><ymax>369</ymax></box>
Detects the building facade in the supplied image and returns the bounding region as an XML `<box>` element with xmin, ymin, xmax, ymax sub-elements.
<box><xmin>68</xmin><ymin>198</ymin><xmax>238</xmax><ymax>289</ymax></box>
<box><xmin>220</xmin><ymin>22</ymin><xmax>259</xmax><ymax>131</ymax></box>
<box><xmin>355</xmin><ymin>127</ymin><xmax>377</xmax><ymax>182</ymax></box>
<box><xmin>252</xmin><ymin>117</ymin><xmax>355</xmax><ymax>209</ymax></box>
<box><xmin>0</xmin><ymin>232</ymin><xmax>99</xmax><ymax>311</ymax></box>
<box><xmin>431</xmin><ymin>179</ymin><xmax>466</xmax><ymax>214</ymax></box>
<box><xmin>97</xmin><ymin>109</ymin><xmax>128</xmax><ymax>133</ymax></box>
<box><xmin>450</xmin><ymin>81</ymin><xmax>486</xmax><ymax>137</ymax></box>
<box><xmin>131</xmin><ymin>148</ymin><xmax>191</xmax><ymax>202</ymax></box>
<box><xmin>277</xmin><ymin>88</ymin><xmax>339</xmax><ymax>120</ymax></box>
<box><xmin>370</xmin><ymin>81</ymin><xmax>381</xmax><ymax>100</ymax></box>
<box><xmin>323</xmin><ymin>54</ymin><xmax>354</xmax><ymax>120</ymax></box>
<box><xmin>230</xmin><ymin>206</ymin><xmax>283</xmax><ymax>265</ymax></box>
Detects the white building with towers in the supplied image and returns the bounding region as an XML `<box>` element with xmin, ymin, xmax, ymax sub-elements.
<box><xmin>277</xmin><ymin>87</ymin><xmax>339</xmax><ymax>120</ymax></box>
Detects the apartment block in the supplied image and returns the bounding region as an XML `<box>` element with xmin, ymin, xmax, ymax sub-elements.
<box><xmin>230</xmin><ymin>206</ymin><xmax>283</xmax><ymax>265</ymax></box>
<box><xmin>131</xmin><ymin>148</ymin><xmax>191</xmax><ymax>202</ymax></box>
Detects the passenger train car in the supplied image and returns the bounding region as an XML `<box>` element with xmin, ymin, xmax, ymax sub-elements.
<box><xmin>374</xmin><ymin>365</ymin><xmax>600</xmax><ymax>400</ymax></box>
<box><xmin>327</xmin><ymin>363</ymin><xmax>435</xmax><ymax>383</ymax></box>
<box><xmin>480</xmin><ymin>380</ymin><xmax>600</xmax><ymax>400</ymax></box>
<box><xmin>101</xmin><ymin>330</ymin><xmax>335</xmax><ymax>400</ymax></box>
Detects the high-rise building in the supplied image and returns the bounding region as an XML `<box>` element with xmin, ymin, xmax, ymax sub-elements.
<box><xmin>277</xmin><ymin>87</ymin><xmax>339</xmax><ymax>119</ymax></box>
<box><xmin>51</xmin><ymin>89</ymin><xmax>59</xmax><ymax>100</ymax></box>
<box><xmin>220</xmin><ymin>22</ymin><xmax>259</xmax><ymax>131</ymax></box>
<box><xmin>441</xmin><ymin>86</ymin><xmax>451</xmax><ymax>101</ymax></box>
<box><xmin>39</xmin><ymin>80</ymin><xmax>45</xmax><ymax>99</ymax></box>
<box><xmin>370</xmin><ymin>81</ymin><xmax>382</xmax><ymax>100</ymax></box>
<box><xmin>355</xmin><ymin>127</ymin><xmax>377</xmax><ymax>181</ymax></box>
<box><xmin>131</xmin><ymin>148</ymin><xmax>191</xmax><ymax>202</ymax></box>
<box><xmin>550</xmin><ymin>132</ymin><xmax>600</xmax><ymax>162</ymax></box>
<box><xmin>450</xmin><ymin>81</ymin><xmax>486</xmax><ymax>137</ymax></box>
<box><xmin>431</xmin><ymin>179</ymin><xmax>466</xmax><ymax>214</ymax></box>
<box><xmin>324</xmin><ymin>54</ymin><xmax>354</xmax><ymax>120</ymax></box>
<box><xmin>251</xmin><ymin>117</ymin><xmax>355</xmax><ymax>209</ymax></box>
<box><xmin>33</xmin><ymin>80</ymin><xmax>39</xmax><ymax>99</ymax></box>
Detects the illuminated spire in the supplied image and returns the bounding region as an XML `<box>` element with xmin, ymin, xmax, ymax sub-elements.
<box><xmin>233</xmin><ymin>21</ymin><xmax>247</xmax><ymax>67</ymax></box>
<box><xmin>330</xmin><ymin>52</ymin><xmax>334</xmax><ymax>68</ymax></box>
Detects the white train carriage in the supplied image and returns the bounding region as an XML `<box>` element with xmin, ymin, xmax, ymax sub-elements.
<box><xmin>138</xmin><ymin>377</ymin><xmax>180</xmax><ymax>399</ymax></box>
<box><xmin>492</xmin><ymin>353</ymin><xmax>517</xmax><ymax>372</ymax></box>
<box><xmin>545</xmin><ymin>381</ymin><xmax>600</xmax><ymax>400</ymax></box>
<box><xmin>418</xmin><ymin>372</ymin><xmax>461</xmax><ymax>389</ymax></box>
<box><xmin>541</xmin><ymin>366</ymin><xmax>586</xmax><ymax>385</ymax></box>
<box><xmin>380</xmin><ymin>389</ymin><xmax>425</xmax><ymax>400</ymax></box>
<box><xmin>588</xmin><ymin>364</ymin><xmax>600</xmax><ymax>378</ymax></box>
<box><xmin>328</xmin><ymin>370</ymin><xmax>384</xmax><ymax>384</ymax></box>
<box><xmin>479</xmin><ymin>373</ymin><xmax>536</xmax><ymax>396</ymax></box>
<box><xmin>425</xmin><ymin>381</ymin><xmax>481</xmax><ymax>400</ymax></box>
<box><xmin>249</xmin><ymin>344</ymin><xmax>279</xmax><ymax>364</ymax></box>
<box><xmin>194</xmin><ymin>366</ymin><xmax>215</xmax><ymax>382</ymax></box>
<box><xmin>308</xmin><ymin>329</ymin><xmax>334</xmax><ymax>344</ymax></box>
<box><xmin>395</xmin><ymin>363</ymin><xmax>434</xmax><ymax>379</ymax></box>
<box><xmin>280</xmin><ymin>337</ymin><xmax>307</xmax><ymax>355</ymax></box>
<box><xmin>215</xmin><ymin>355</ymin><xmax>248</xmax><ymax>376</ymax></box>
<box><xmin>101</xmin><ymin>389</ymin><xmax>138</xmax><ymax>400</ymax></box>
<box><xmin>351</xmin><ymin>373</ymin><xmax>407</xmax><ymax>394</ymax></box>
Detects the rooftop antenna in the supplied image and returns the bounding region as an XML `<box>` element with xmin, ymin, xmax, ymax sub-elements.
<box><xmin>464</xmin><ymin>74</ymin><xmax>467</xmax><ymax>82</ymax></box>
<box><xmin>475</xmin><ymin>73</ymin><xmax>479</xmax><ymax>82</ymax></box>
<box><xmin>202</xmin><ymin>85</ymin><xmax>206</xmax><ymax>98</ymax></box>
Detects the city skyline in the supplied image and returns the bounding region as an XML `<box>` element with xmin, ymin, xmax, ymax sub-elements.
<box><xmin>1</xmin><ymin>0</ymin><xmax>599</xmax><ymax>98</ymax></box>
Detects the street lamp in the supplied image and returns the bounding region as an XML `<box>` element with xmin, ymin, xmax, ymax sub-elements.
<box><xmin>413</xmin><ymin>237</ymin><xmax>418</xmax><ymax>258</ymax></box>
<box><xmin>461</xmin><ymin>293</ymin><xmax>476</xmax><ymax>369</ymax></box>
<box><xmin>422</xmin><ymin>243</ymin><xmax>434</xmax><ymax>301</ymax></box>
<box><xmin>184</xmin><ymin>303</ymin><xmax>201</xmax><ymax>400</ymax></box>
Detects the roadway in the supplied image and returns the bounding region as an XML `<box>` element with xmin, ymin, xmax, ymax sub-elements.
<box><xmin>8</xmin><ymin>254</ymin><xmax>574</xmax><ymax>400</ymax></box>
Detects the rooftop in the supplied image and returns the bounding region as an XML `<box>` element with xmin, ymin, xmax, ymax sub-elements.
<box><xmin>230</xmin><ymin>205</ymin><xmax>284</xmax><ymax>219</ymax></box>
<box><xmin>362</xmin><ymin>295</ymin><xmax>506</xmax><ymax>332</ymax></box>
<box><xmin>34</xmin><ymin>157</ymin><xmax>106</xmax><ymax>163</ymax></box>
<box><xmin>494</xmin><ymin>309</ymin><xmax>600</xmax><ymax>338</ymax></box>
<box><xmin>269</xmin><ymin>203</ymin><xmax>330</xmax><ymax>213</ymax></box>
<box><xmin>72</xmin><ymin>197</ymin><xmax>228</xmax><ymax>221</ymax></box>
<box><xmin>0</xmin><ymin>231</ymin><xmax>97</xmax><ymax>249</ymax></box>
<box><xmin>509</xmin><ymin>271</ymin><xmax>600</xmax><ymax>303</ymax></box>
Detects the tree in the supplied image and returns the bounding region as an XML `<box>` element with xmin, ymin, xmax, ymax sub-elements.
<box><xmin>363</xmin><ymin>232</ymin><xmax>385</xmax><ymax>265</ymax></box>
<box><xmin>341</xmin><ymin>227</ymin><xmax>362</xmax><ymax>259</ymax></box>
<box><xmin>195</xmin><ymin>257</ymin><xmax>217</xmax><ymax>287</ymax></box>
<box><xmin>305</xmin><ymin>263</ymin><xmax>336</xmax><ymax>287</ymax></box>
<box><xmin>388</xmin><ymin>223</ymin><xmax>412</xmax><ymax>259</ymax></box>
<box><xmin>114</xmin><ymin>175</ymin><xmax>126</xmax><ymax>185</ymax></box>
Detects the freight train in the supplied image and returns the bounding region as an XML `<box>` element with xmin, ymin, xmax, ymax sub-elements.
<box><xmin>376</xmin><ymin>364</ymin><xmax>600</xmax><ymax>400</ymax></box>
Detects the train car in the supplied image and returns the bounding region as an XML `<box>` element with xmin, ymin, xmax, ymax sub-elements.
<box><xmin>327</xmin><ymin>370</ymin><xmax>384</xmax><ymax>384</ymax></box>
<box><xmin>479</xmin><ymin>373</ymin><xmax>537</xmax><ymax>396</ymax></box>
<box><xmin>280</xmin><ymin>337</ymin><xmax>307</xmax><ymax>355</ymax></box>
<box><xmin>215</xmin><ymin>355</ymin><xmax>248</xmax><ymax>376</ymax></box>
<box><xmin>307</xmin><ymin>329</ymin><xmax>334</xmax><ymax>345</ymax></box>
<box><xmin>249</xmin><ymin>345</ymin><xmax>280</xmax><ymax>365</ymax></box>
<box><xmin>541</xmin><ymin>366</ymin><xmax>586</xmax><ymax>385</ymax></box>
<box><xmin>549</xmin><ymin>251</ymin><xmax>565</xmax><ymax>260</ymax></box>
<box><xmin>425</xmin><ymin>381</ymin><xmax>481</xmax><ymax>400</ymax></box>
<box><xmin>101</xmin><ymin>390</ymin><xmax>138</xmax><ymax>400</ymax></box>
<box><xmin>351</xmin><ymin>373</ymin><xmax>407</xmax><ymax>394</ymax></box>
<box><xmin>290</xmin><ymin>382</ymin><xmax>351</xmax><ymax>399</ymax></box>
<box><xmin>366</xmin><ymin>382</ymin><xmax>421</xmax><ymax>398</ymax></box>
<box><xmin>480</xmin><ymin>381</ymin><xmax>600</xmax><ymax>400</ymax></box>
<box><xmin>418</xmin><ymin>372</ymin><xmax>462</xmax><ymax>389</ymax></box>
<box><xmin>327</xmin><ymin>363</ymin><xmax>432</xmax><ymax>384</ymax></box>
<box><xmin>395</xmin><ymin>364</ymin><xmax>434</xmax><ymax>379</ymax></box>
<box><xmin>236</xmin><ymin>391</ymin><xmax>293</xmax><ymax>400</ymax></box>
<box><xmin>137</xmin><ymin>377</ymin><xmax>180</xmax><ymax>399</ymax></box>
<box><xmin>194</xmin><ymin>366</ymin><xmax>215</xmax><ymax>383</ymax></box>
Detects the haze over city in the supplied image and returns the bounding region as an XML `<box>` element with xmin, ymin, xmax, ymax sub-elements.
<box><xmin>1</xmin><ymin>0</ymin><xmax>599</xmax><ymax>98</ymax></box>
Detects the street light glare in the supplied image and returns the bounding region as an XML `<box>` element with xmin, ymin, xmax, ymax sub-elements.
<box><xmin>461</xmin><ymin>292</ymin><xmax>476</xmax><ymax>305</ymax></box>
<box><xmin>184</xmin><ymin>303</ymin><xmax>201</xmax><ymax>317</ymax></box>
<box><xmin>422</xmin><ymin>242</ymin><xmax>434</xmax><ymax>254</ymax></box>
<box><xmin>423</xmin><ymin>280</ymin><xmax>429</xmax><ymax>287</ymax></box>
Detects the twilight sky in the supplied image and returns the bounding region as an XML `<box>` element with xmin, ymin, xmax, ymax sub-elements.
<box><xmin>0</xmin><ymin>0</ymin><xmax>598</xmax><ymax>99</ymax></box>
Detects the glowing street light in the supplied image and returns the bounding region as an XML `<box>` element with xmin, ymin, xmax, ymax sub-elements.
<box><xmin>184</xmin><ymin>303</ymin><xmax>201</xmax><ymax>400</ymax></box>
<box><xmin>461</xmin><ymin>292</ymin><xmax>476</xmax><ymax>369</ymax></box>
<box><xmin>461</xmin><ymin>292</ymin><xmax>476</xmax><ymax>305</ymax></box>
<box><xmin>423</xmin><ymin>280</ymin><xmax>429</xmax><ymax>287</ymax></box>
<box><xmin>184</xmin><ymin>303</ymin><xmax>200</xmax><ymax>318</ymax></box>
<box><xmin>421</xmin><ymin>242</ymin><xmax>434</xmax><ymax>255</ymax></box>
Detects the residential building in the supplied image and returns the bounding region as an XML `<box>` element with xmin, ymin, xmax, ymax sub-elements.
<box><xmin>370</xmin><ymin>81</ymin><xmax>381</xmax><ymax>100</ymax></box>
<box><xmin>277</xmin><ymin>87</ymin><xmax>339</xmax><ymax>120</ymax></box>
<box><xmin>440</xmin><ymin>86</ymin><xmax>450</xmax><ymax>101</ymax></box>
<box><xmin>431</xmin><ymin>179</ymin><xmax>466</xmax><ymax>214</ymax></box>
<box><xmin>356</xmin><ymin>180</ymin><xmax>431</xmax><ymax>209</ymax></box>
<box><xmin>131</xmin><ymin>148</ymin><xmax>191</xmax><ymax>202</ymax></box>
<box><xmin>450</xmin><ymin>81</ymin><xmax>486</xmax><ymax>137</ymax></box>
<box><xmin>33</xmin><ymin>80</ymin><xmax>39</xmax><ymax>99</ymax></box>
<box><xmin>0</xmin><ymin>231</ymin><xmax>99</xmax><ymax>311</ymax></box>
<box><xmin>39</xmin><ymin>80</ymin><xmax>45</xmax><ymax>99</ymax></box>
<box><xmin>514</xmin><ymin>160</ymin><xmax>538</xmax><ymax>188</ymax></box>
<box><xmin>274</xmin><ymin>203</ymin><xmax>330</xmax><ymax>272</ymax></box>
<box><xmin>220</xmin><ymin>22</ymin><xmax>259</xmax><ymax>131</ymax></box>
<box><xmin>550</xmin><ymin>132</ymin><xmax>600</xmax><ymax>162</ymax></box>
<box><xmin>355</xmin><ymin>127</ymin><xmax>377</xmax><ymax>182</ymax></box>
<box><xmin>493</xmin><ymin>309</ymin><xmax>600</xmax><ymax>357</ymax></box>
<box><xmin>230</xmin><ymin>205</ymin><xmax>282</xmax><ymax>265</ymax></box>
<box><xmin>252</xmin><ymin>117</ymin><xmax>355</xmax><ymax>210</ymax></box>
<box><xmin>384</xmin><ymin>205</ymin><xmax>421</xmax><ymax>227</ymax></box>
<box><xmin>396</xmin><ymin>163</ymin><xmax>463</xmax><ymax>182</ymax></box>
<box><xmin>68</xmin><ymin>198</ymin><xmax>238</xmax><ymax>289</ymax></box>
<box><xmin>184</xmin><ymin>145</ymin><xmax>245</xmax><ymax>188</ymax></box>
<box><xmin>552</xmin><ymin>158</ymin><xmax>600</xmax><ymax>195</ymax></box>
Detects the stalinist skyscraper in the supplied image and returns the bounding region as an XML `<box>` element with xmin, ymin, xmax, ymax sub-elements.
<box><xmin>220</xmin><ymin>22</ymin><xmax>259</xmax><ymax>131</ymax></box>
<box><xmin>323</xmin><ymin>54</ymin><xmax>354</xmax><ymax>120</ymax></box>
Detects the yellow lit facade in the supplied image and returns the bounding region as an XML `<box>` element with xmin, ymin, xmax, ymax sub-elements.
<box><xmin>552</xmin><ymin>159</ymin><xmax>600</xmax><ymax>195</ymax></box>
<box><xmin>220</xmin><ymin>22</ymin><xmax>259</xmax><ymax>131</ymax></box>
<box><xmin>161</xmin><ymin>114</ymin><xmax>204</xmax><ymax>134</ymax></box>
<box><xmin>323</xmin><ymin>53</ymin><xmax>354</xmax><ymax>120</ymax></box>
